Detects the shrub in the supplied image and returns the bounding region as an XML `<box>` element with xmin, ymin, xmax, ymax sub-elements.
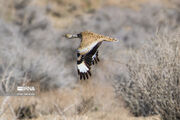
<box><xmin>116</xmin><ymin>32</ymin><xmax>180</xmax><ymax>120</ymax></box>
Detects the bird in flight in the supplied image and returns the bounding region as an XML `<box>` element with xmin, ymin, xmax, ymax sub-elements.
<box><xmin>65</xmin><ymin>31</ymin><xmax>118</xmax><ymax>80</ymax></box>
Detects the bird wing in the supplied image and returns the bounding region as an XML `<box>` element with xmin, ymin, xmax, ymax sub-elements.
<box><xmin>91</xmin><ymin>51</ymin><xmax>100</xmax><ymax>65</ymax></box>
<box><xmin>77</xmin><ymin>42</ymin><xmax>102</xmax><ymax>80</ymax></box>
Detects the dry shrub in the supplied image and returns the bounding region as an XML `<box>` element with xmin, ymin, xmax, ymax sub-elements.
<box><xmin>116</xmin><ymin>32</ymin><xmax>180</xmax><ymax>120</ymax></box>
<box><xmin>76</xmin><ymin>97</ymin><xmax>94</xmax><ymax>115</ymax></box>
<box><xmin>15</xmin><ymin>103</ymin><xmax>37</xmax><ymax>119</ymax></box>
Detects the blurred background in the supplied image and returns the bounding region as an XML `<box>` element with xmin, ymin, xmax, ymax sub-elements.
<box><xmin>0</xmin><ymin>0</ymin><xmax>180</xmax><ymax>119</ymax></box>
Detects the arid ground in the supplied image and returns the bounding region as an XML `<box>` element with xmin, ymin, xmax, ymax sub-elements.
<box><xmin>0</xmin><ymin>0</ymin><xmax>180</xmax><ymax>120</ymax></box>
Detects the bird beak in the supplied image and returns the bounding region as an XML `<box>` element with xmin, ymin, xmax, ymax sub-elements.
<box><xmin>65</xmin><ymin>34</ymin><xmax>73</xmax><ymax>39</ymax></box>
<box><xmin>65</xmin><ymin>34</ymin><xmax>78</xmax><ymax>39</ymax></box>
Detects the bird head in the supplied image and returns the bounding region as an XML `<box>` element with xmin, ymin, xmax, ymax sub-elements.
<box><xmin>65</xmin><ymin>34</ymin><xmax>73</xmax><ymax>39</ymax></box>
<box><xmin>65</xmin><ymin>33</ymin><xmax>80</xmax><ymax>39</ymax></box>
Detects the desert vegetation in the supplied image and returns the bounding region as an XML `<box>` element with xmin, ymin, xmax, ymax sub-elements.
<box><xmin>0</xmin><ymin>0</ymin><xmax>180</xmax><ymax>120</ymax></box>
<box><xmin>115</xmin><ymin>31</ymin><xmax>180</xmax><ymax>120</ymax></box>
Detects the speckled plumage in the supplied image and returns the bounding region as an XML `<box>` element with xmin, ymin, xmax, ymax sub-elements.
<box><xmin>65</xmin><ymin>31</ymin><xmax>118</xmax><ymax>80</ymax></box>
<box><xmin>78</xmin><ymin>31</ymin><xmax>117</xmax><ymax>54</ymax></box>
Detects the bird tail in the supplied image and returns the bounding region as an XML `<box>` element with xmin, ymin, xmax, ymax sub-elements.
<box><xmin>103</xmin><ymin>36</ymin><xmax>118</xmax><ymax>42</ymax></box>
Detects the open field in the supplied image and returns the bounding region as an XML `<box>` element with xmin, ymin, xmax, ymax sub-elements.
<box><xmin>0</xmin><ymin>0</ymin><xmax>180</xmax><ymax>120</ymax></box>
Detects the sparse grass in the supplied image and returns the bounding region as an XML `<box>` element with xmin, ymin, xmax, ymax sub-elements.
<box><xmin>0</xmin><ymin>0</ymin><xmax>180</xmax><ymax>120</ymax></box>
<box><xmin>0</xmin><ymin>0</ymin><xmax>179</xmax><ymax>28</ymax></box>
<box><xmin>116</xmin><ymin>32</ymin><xmax>180</xmax><ymax>120</ymax></box>
<box><xmin>2</xmin><ymin>0</ymin><xmax>177</xmax><ymax>28</ymax></box>
<box><xmin>0</xmin><ymin>81</ymin><xmax>160</xmax><ymax>120</ymax></box>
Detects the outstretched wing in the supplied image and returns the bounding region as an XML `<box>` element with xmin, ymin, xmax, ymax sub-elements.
<box><xmin>77</xmin><ymin>54</ymin><xmax>91</xmax><ymax>80</ymax></box>
<box><xmin>77</xmin><ymin>42</ymin><xmax>102</xmax><ymax>80</ymax></box>
<box><xmin>91</xmin><ymin>51</ymin><xmax>100</xmax><ymax>65</ymax></box>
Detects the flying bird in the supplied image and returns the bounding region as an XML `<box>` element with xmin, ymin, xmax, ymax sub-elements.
<box><xmin>65</xmin><ymin>31</ymin><xmax>118</xmax><ymax>80</ymax></box>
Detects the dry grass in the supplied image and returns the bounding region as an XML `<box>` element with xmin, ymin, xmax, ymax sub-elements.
<box><xmin>0</xmin><ymin>81</ymin><xmax>160</xmax><ymax>120</ymax></box>
<box><xmin>0</xmin><ymin>0</ymin><xmax>180</xmax><ymax>120</ymax></box>
<box><xmin>31</xmin><ymin>0</ymin><xmax>180</xmax><ymax>28</ymax></box>
<box><xmin>115</xmin><ymin>31</ymin><xmax>180</xmax><ymax>120</ymax></box>
<box><xmin>1</xmin><ymin>0</ymin><xmax>179</xmax><ymax>28</ymax></box>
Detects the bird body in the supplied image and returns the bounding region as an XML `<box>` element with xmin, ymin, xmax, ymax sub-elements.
<box><xmin>78</xmin><ymin>31</ymin><xmax>117</xmax><ymax>54</ymax></box>
<box><xmin>65</xmin><ymin>31</ymin><xmax>118</xmax><ymax>80</ymax></box>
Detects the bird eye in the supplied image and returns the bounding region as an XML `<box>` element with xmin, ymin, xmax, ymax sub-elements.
<box><xmin>77</xmin><ymin>34</ymin><xmax>82</xmax><ymax>38</ymax></box>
